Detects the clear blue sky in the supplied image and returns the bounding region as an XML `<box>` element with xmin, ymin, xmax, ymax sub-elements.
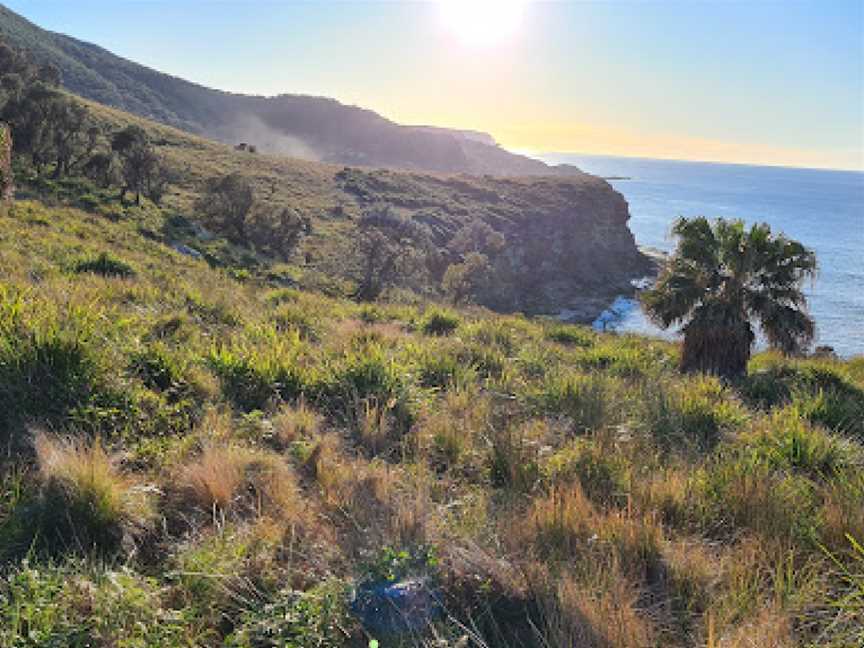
<box><xmin>6</xmin><ymin>0</ymin><xmax>863</xmax><ymax>170</ymax></box>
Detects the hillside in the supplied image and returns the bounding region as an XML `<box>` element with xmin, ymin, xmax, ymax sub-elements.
<box><xmin>0</xmin><ymin>191</ymin><xmax>863</xmax><ymax>646</ymax></box>
<box><xmin>1</xmin><ymin>20</ymin><xmax>862</xmax><ymax>645</ymax></box>
<box><xmin>0</xmin><ymin>3</ymin><xmax>575</xmax><ymax>176</ymax></box>
<box><xmin>21</xmin><ymin>95</ymin><xmax>650</xmax><ymax>319</ymax></box>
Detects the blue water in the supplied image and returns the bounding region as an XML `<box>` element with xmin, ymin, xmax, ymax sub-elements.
<box><xmin>541</xmin><ymin>154</ymin><xmax>864</xmax><ymax>358</ymax></box>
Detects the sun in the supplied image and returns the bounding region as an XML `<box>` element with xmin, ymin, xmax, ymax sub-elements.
<box><xmin>439</xmin><ymin>0</ymin><xmax>527</xmax><ymax>48</ymax></box>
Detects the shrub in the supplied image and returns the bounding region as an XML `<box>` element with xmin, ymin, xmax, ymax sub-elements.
<box><xmin>3</xmin><ymin>433</ymin><xmax>154</xmax><ymax>557</ymax></box>
<box><xmin>637</xmin><ymin>375</ymin><xmax>747</xmax><ymax>455</ymax></box>
<box><xmin>736</xmin><ymin>408</ymin><xmax>858</xmax><ymax>479</ymax></box>
<box><xmin>0</xmin><ymin>330</ymin><xmax>100</xmax><ymax>436</ymax></box>
<box><xmin>413</xmin><ymin>342</ymin><xmax>476</xmax><ymax>390</ymax></box>
<box><xmin>690</xmin><ymin>454</ymin><xmax>819</xmax><ymax>544</ymax></box>
<box><xmin>534</xmin><ymin>371</ymin><xmax>618</xmax><ymax>434</ymax></box>
<box><xmin>742</xmin><ymin>361</ymin><xmax>864</xmax><ymax>436</ymax></box>
<box><xmin>73</xmin><ymin>252</ymin><xmax>135</xmax><ymax>278</ymax></box>
<box><xmin>273</xmin><ymin>305</ymin><xmax>320</xmax><ymax>341</ymax></box>
<box><xmin>543</xmin><ymin>438</ymin><xmax>630</xmax><ymax>506</ymax></box>
<box><xmin>547</xmin><ymin>324</ymin><xmax>593</xmax><ymax>347</ymax></box>
<box><xmin>319</xmin><ymin>347</ymin><xmax>413</xmax><ymax>434</ymax></box>
<box><xmin>462</xmin><ymin>320</ymin><xmax>515</xmax><ymax>353</ymax></box>
<box><xmin>209</xmin><ymin>346</ymin><xmax>304</xmax><ymax>412</ymax></box>
<box><xmin>488</xmin><ymin>420</ymin><xmax>544</xmax><ymax>492</ymax></box>
<box><xmin>129</xmin><ymin>345</ymin><xmax>182</xmax><ymax>392</ymax></box>
<box><xmin>420</xmin><ymin>309</ymin><xmax>460</xmax><ymax>336</ymax></box>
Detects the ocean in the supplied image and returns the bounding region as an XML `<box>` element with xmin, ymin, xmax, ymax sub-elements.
<box><xmin>540</xmin><ymin>154</ymin><xmax>864</xmax><ymax>358</ymax></box>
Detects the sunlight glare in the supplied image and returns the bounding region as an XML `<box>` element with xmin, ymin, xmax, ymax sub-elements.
<box><xmin>439</xmin><ymin>0</ymin><xmax>526</xmax><ymax>48</ymax></box>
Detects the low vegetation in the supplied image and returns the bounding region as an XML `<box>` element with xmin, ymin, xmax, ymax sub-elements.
<box><xmin>0</xmin><ymin>31</ymin><xmax>860</xmax><ymax>648</ymax></box>
<box><xmin>0</xmin><ymin>193</ymin><xmax>861</xmax><ymax>646</ymax></box>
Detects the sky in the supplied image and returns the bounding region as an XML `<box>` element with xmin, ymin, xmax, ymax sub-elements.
<box><xmin>6</xmin><ymin>0</ymin><xmax>863</xmax><ymax>170</ymax></box>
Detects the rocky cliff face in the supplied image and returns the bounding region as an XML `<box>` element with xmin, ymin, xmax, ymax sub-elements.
<box><xmin>489</xmin><ymin>177</ymin><xmax>649</xmax><ymax>317</ymax></box>
<box><xmin>334</xmin><ymin>168</ymin><xmax>651</xmax><ymax>319</ymax></box>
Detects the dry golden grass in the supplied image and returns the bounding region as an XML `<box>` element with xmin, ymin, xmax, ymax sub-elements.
<box><xmin>176</xmin><ymin>444</ymin><xmax>299</xmax><ymax>521</ymax></box>
<box><xmin>179</xmin><ymin>444</ymin><xmax>248</xmax><ymax>512</ymax></box>
<box><xmin>415</xmin><ymin>385</ymin><xmax>490</xmax><ymax>468</ymax></box>
<box><xmin>519</xmin><ymin>483</ymin><xmax>663</xmax><ymax>581</ymax></box>
<box><xmin>32</xmin><ymin>431</ymin><xmax>154</xmax><ymax>552</ymax></box>
<box><xmin>715</xmin><ymin>606</ymin><xmax>793</xmax><ymax>648</ymax></box>
<box><xmin>354</xmin><ymin>397</ymin><xmax>396</xmax><ymax>456</ymax></box>
<box><xmin>535</xmin><ymin>573</ymin><xmax>655</xmax><ymax>648</ymax></box>
<box><xmin>271</xmin><ymin>398</ymin><xmax>323</xmax><ymax>447</ymax></box>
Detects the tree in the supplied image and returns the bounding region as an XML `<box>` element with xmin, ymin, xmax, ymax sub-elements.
<box><xmin>351</xmin><ymin>205</ymin><xmax>429</xmax><ymax>301</ymax></box>
<box><xmin>82</xmin><ymin>152</ymin><xmax>116</xmax><ymax>187</ymax></box>
<box><xmin>448</xmin><ymin>221</ymin><xmax>505</xmax><ymax>257</ymax></box>
<box><xmin>442</xmin><ymin>251</ymin><xmax>491</xmax><ymax>304</ymax></box>
<box><xmin>195</xmin><ymin>172</ymin><xmax>254</xmax><ymax>242</ymax></box>
<box><xmin>2</xmin><ymin>83</ymin><xmax>59</xmax><ymax>174</ymax></box>
<box><xmin>641</xmin><ymin>217</ymin><xmax>817</xmax><ymax>378</ymax></box>
<box><xmin>50</xmin><ymin>102</ymin><xmax>97</xmax><ymax>178</ymax></box>
<box><xmin>111</xmin><ymin>125</ymin><xmax>171</xmax><ymax>205</ymax></box>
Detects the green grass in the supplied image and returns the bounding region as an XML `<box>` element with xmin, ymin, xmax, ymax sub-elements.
<box><xmin>0</xmin><ymin>196</ymin><xmax>861</xmax><ymax>647</ymax></box>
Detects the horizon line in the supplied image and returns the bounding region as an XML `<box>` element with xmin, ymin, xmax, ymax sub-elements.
<box><xmin>515</xmin><ymin>149</ymin><xmax>864</xmax><ymax>175</ymax></box>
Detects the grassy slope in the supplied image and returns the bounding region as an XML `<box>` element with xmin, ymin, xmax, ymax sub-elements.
<box><xmin>0</xmin><ymin>194</ymin><xmax>862</xmax><ymax>647</ymax></box>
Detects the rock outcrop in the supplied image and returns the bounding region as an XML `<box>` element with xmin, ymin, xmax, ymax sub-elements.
<box><xmin>334</xmin><ymin>167</ymin><xmax>652</xmax><ymax>320</ymax></box>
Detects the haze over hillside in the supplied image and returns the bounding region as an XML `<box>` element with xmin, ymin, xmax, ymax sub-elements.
<box><xmin>0</xmin><ymin>3</ymin><xmax>579</xmax><ymax>176</ymax></box>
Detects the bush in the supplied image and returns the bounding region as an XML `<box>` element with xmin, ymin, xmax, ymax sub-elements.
<box><xmin>742</xmin><ymin>360</ymin><xmax>864</xmax><ymax>437</ymax></box>
<box><xmin>0</xmin><ymin>329</ymin><xmax>101</xmax><ymax>437</ymax></box>
<box><xmin>273</xmin><ymin>306</ymin><xmax>320</xmax><ymax>341</ymax></box>
<box><xmin>318</xmin><ymin>347</ymin><xmax>413</xmax><ymax>435</ymax></box>
<box><xmin>420</xmin><ymin>309</ymin><xmax>460</xmax><ymax>336</ymax></box>
<box><xmin>489</xmin><ymin>420</ymin><xmax>544</xmax><ymax>492</ymax></box>
<box><xmin>544</xmin><ymin>439</ymin><xmax>630</xmax><ymax>506</ymax></box>
<box><xmin>209</xmin><ymin>346</ymin><xmax>304</xmax><ymax>412</ymax></box>
<box><xmin>690</xmin><ymin>453</ymin><xmax>819</xmax><ymax>544</ymax></box>
<box><xmin>1</xmin><ymin>433</ymin><xmax>153</xmax><ymax>558</ymax></box>
<box><xmin>547</xmin><ymin>324</ymin><xmax>593</xmax><ymax>347</ymax></box>
<box><xmin>73</xmin><ymin>252</ymin><xmax>135</xmax><ymax>278</ymax></box>
<box><xmin>736</xmin><ymin>408</ymin><xmax>858</xmax><ymax>479</ymax></box>
<box><xmin>129</xmin><ymin>345</ymin><xmax>182</xmax><ymax>392</ymax></box>
<box><xmin>534</xmin><ymin>371</ymin><xmax>619</xmax><ymax>434</ymax></box>
<box><xmin>637</xmin><ymin>375</ymin><xmax>747</xmax><ymax>455</ymax></box>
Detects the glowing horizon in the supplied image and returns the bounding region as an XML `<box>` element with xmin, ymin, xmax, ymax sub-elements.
<box><xmin>6</xmin><ymin>0</ymin><xmax>862</xmax><ymax>172</ymax></box>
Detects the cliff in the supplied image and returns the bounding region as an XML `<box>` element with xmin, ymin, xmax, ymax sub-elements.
<box><xmin>331</xmin><ymin>167</ymin><xmax>651</xmax><ymax>317</ymax></box>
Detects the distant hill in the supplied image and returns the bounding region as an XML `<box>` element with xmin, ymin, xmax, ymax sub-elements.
<box><xmin>0</xmin><ymin>4</ymin><xmax>575</xmax><ymax>176</ymax></box>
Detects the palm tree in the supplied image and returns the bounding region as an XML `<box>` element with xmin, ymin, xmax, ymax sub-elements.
<box><xmin>641</xmin><ymin>217</ymin><xmax>817</xmax><ymax>378</ymax></box>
